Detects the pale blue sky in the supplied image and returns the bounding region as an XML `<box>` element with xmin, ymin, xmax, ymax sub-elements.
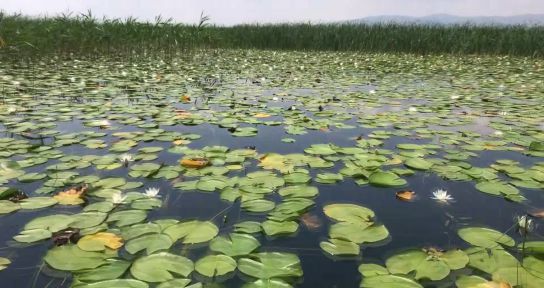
<box><xmin>3</xmin><ymin>0</ymin><xmax>544</xmax><ymax>25</ymax></box>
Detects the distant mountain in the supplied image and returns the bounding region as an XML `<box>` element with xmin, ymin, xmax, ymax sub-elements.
<box><xmin>346</xmin><ymin>14</ymin><xmax>544</xmax><ymax>26</ymax></box>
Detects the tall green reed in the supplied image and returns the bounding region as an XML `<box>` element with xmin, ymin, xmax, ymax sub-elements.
<box><xmin>0</xmin><ymin>12</ymin><xmax>542</xmax><ymax>59</ymax></box>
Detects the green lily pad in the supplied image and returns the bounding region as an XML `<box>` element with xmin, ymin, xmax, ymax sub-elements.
<box><xmin>75</xmin><ymin>259</ymin><xmax>131</xmax><ymax>282</ymax></box>
<box><xmin>19</xmin><ymin>197</ymin><xmax>58</xmax><ymax>209</ymax></box>
<box><xmin>360</xmin><ymin>274</ymin><xmax>423</xmax><ymax>288</ymax></box>
<box><xmin>475</xmin><ymin>181</ymin><xmax>519</xmax><ymax>196</ymax></box>
<box><xmin>0</xmin><ymin>200</ymin><xmax>20</xmax><ymax>214</ymax></box>
<box><xmin>404</xmin><ymin>158</ymin><xmax>433</xmax><ymax>170</ymax></box>
<box><xmin>44</xmin><ymin>245</ymin><xmax>111</xmax><ymax>271</ymax></box>
<box><xmin>210</xmin><ymin>233</ymin><xmax>260</xmax><ymax>256</ymax></box>
<box><xmin>262</xmin><ymin>220</ymin><xmax>298</xmax><ymax>236</ymax></box>
<box><xmin>73</xmin><ymin>279</ymin><xmax>149</xmax><ymax>288</ymax></box>
<box><xmin>320</xmin><ymin>238</ymin><xmax>360</xmax><ymax>256</ymax></box>
<box><xmin>0</xmin><ymin>257</ymin><xmax>10</xmax><ymax>271</ymax></box>
<box><xmin>130</xmin><ymin>252</ymin><xmax>194</xmax><ymax>282</ymax></box>
<box><xmin>195</xmin><ymin>255</ymin><xmax>237</xmax><ymax>277</ymax></box>
<box><xmin>125</xmin><ymin>234</ymin><xmax>173</xmax><ymax>254</ymax></box>
<box><xmin>323</xmin><ymin>203</ymin><xmax>374</xmax><ymax>223</ymax></box>
<box><xmin>107</xmin><ymin>210</ymin><xmax>147</xmax><ymax>227</ymax></box>
<box><xmin>368</xmin><ymin>171</ymin><xmax>407</xmax><ymax>187</ymax></box>
<box><xmin>458</xmin><ymin>227</ymin><xmax>515</xmax><ymax>248</ymax></box>
<box><xmin>241</xmin><ymin>199</ymin><xmax>276</xmax><ymax>213</ymax></box>
<box><xmin>163</xmin><ymin>220</ymin><xmax>218</xmax><ymax>244</ymax></box>
<box><xmin>238</xmin><ymin>252</ymin><xmax>303</xmax><ymax>279</ymax></box>
<box><xmin>329</xmin><ymin>222</ymin><xmax>389</xmax><ymax>244</ymax></box>
<box><xmin>277</xmin><ymin>185</ymin><xmax>318</xmax><ymax>198</ymax></box>
<box><xmin>385</xmin><ymin>249</ymin><xmax>468</xmax><ymax>281</ymax></box>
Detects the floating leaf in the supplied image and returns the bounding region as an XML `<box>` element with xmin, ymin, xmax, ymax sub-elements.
<box><xmin>278</xmin><ymin>185</ymin><xmax>318</xmax><ymax>198</ymax></box>
<box><xmin>475</xmin><ymin>181</ymin><xmax>519</xmax><ymax>197</ymax></box>
<box><xmin>458</xmin><ymin>227</ymin><xmax>515</xmax><ymax>248</ymax></box>
<box><xmin>262</xmin><ymin>220</ymin><xmax>298</xmax><ymax>236</ymax></box>
<box><xmin>77</xmin><ymin>232</ymin><xmax>124</xmax><ymax>251</ymax></box>
<box><xmin>180</xmin><ymin>157</ymin><xmax>209</xmax><ymax>169</ymax></box>
<box><xmin>210</xmin><ymin>233</ymin><xmax>260</xmax><ymax>256</ymax></box>
<box><xmin>369</xmin><ymin>171</ymin><xmax>407</xmax><ymax>187</ymax></box>
<box><xmin>107</xmin><ymin>210</ymin><xmax>147</xmax><ymax>227</ymax></box>
<box><xmin>323</xmin><ymin>203</ymin><xmax>374</xmax><ymax>223</ymax></box>
<box><xmin>75</xmin><ymin>259</ymin><xmax>131</xmax><ymax>282</ymax></box>
<box><xmin>163</xmin><ymin>220</ymin><xmax>218</xmax><ymax>244</ymax></box>
<box><xmin>320</xmin><ymin>238</ymin><xmax>360</xmax><ymax>256</ymax></box>
<box><xmin>396</xmin><ymin>190</ymin><xmax>415</xmax><ymax>201</ymax></box>
<box><xmin>242</xmin><ymin>279</ymin><xmax>293</xmax><ymax>288</ymax></box>
<box><xmin>0</xmin><ymin>257</ymin><xmax>11</xmax><ymax>271</ymax></box>
<box><xmin>44</xmin><ymin>245</ymin><xmax>111</xmax><ymax>271</ymax></box>
<box><xmin>0</xmin><ymin>200</ymin><xmax>20</xmax><ymax>214</ymax></box>
<box><xmin>404</xmin><ymin>158</ymin><xmax>433</xmax><ymax>170</ymax></box>
<box><xmin>130</xmin><ymin>252</ymin><xmax>194</xmax><ymax>282</ymax></box>
<box><xmin>195</xmin><ymin>255</ymin><xmax>237</xmax><ymax>277</ymax></box>
<box><xmin>329</xmin><ymin>222</ymin><xmax>389</xmax><ymax>244</ymax></box>
<box><xmin>385</xmin><ymin>249</ymin><xmax>468</xmax><ymax>281</ymax></box>
<box><xmin>360</xmin><ymin>274</ymin><xmax>423</xmax><ymax>288</ymax></box>
<box><xmin>73</xmin><ymin>279</ymin><xmax>149</xmax><ymax>288</ymax></box>
<box><xmin>242</xmin><ymin>199</ymin><xmax>276</xmax><ymax>213</ymax></box>
<box><xmin>19</xmin><ymin>197</ymin><xmax>58</xmax><ymax>209</ymax></box>
<box><xmin>125</xmin><ymin>234</ymin><xmax>173</xmax><ymax>254</ymax></box>
<box><xmin>54</xmin><ymin>185</ymin><xmax>88</xmax><ymax>205</ymax></box>
<box><xmin>238</xmin><ymin>252</ymin><xmax>302</xmax><ymax>279</ymax></box>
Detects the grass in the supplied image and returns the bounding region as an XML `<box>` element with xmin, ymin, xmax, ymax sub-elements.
<box><xmin>1</xmin><ymin>11</ymin><xmax>543</xmax><ymax>58</ymax></box>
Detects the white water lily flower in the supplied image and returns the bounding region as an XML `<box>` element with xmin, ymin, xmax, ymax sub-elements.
<box><xmin>499</xmin><ymin>111</ymin><xmax>509</xmax><ymax>116</ymax></box>
<box><xmin>111</xmin><ymin>192</ymin><xmax>127</xmax><ymax>204</ymax></box>
<box><xmin>290</xmin><ymin>106</ymin><xmax>297</xmax><ymax>110</ymax></box>
<box><xmin>450</xmin><ymin>95</ymin><xmax>460</xmax><ymax>100</ymax></box>
<box><xmin>431</xmin><ymin>189</ymin><xmax>454</xmax><ymax>203</ymax></box>
<box><xmin>119</xmin><ymin>153</ymin><xmax>134</xmax><ymax>164</ymax></box>
<box><xmin>98</xmin><ymin>119</ymin><xmax>111</xmax><ymax>127</ymax></box>
<box><xmin>408</xmin><ymin>107</ymin><xmax>418</xmax><ymax>112</ymax></box>
<box><xmin>145</xmin><ymin>187</ymin><xmax>160</xmax><ymax>198</ymax></box>
<box><xmin>272</xmin><ymin>96</ymin><xmax>279</xmax><ymax>101</ymax></box>
<box><xmin>493</xmin><ymin>130</ymin><xmax>504</xmax><ymax>136</ymax></box>
<box><xmin>69</xmin><ymin>77</ymin><xmax>76</xmax><ymax>82</ymax></box>
<box><xmin>369</xmin><ymin>89</ymin><xmax>376</xmax><ymax>94</ymax></box>
<box><xmin>516</xmin><ymin>215</ymin><xmax>534</xmax><ymax>232</ymax></box>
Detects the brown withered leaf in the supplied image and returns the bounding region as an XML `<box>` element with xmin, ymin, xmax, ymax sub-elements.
<box><xmin>396</xmin><ymin>190</ymin><xmax>415</xmax><ymax>201</ymax></box>
<box><xmin>52</xmin><ymin>228</ymin><xmax>80</xmax><ymax>246</ymax></box>
<box><xmin>181</xmin><ymin>95</ymin><xmax>191</xmax><ymax>103</ymax></box>
<box><xmin>301</xmin><ymin>213</ymin><xmax>322</xmax><ymax>231</ymax></box>
<box><xmin>53</xmin><ymin>184</ymin><xmax>88</xmax><ymax>205</ymax></box>
<box><xmin>529</xmin><ymin>209</ymin><xmax>544</xmax><ymax>218</ymax></box>
<box><xmin>180</xmin><ymin>157</ymin><xmax>210</xmax><ymax>169</ymax></box>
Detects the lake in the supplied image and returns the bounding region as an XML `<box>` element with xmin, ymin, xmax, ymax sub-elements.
<box><xmin>0</xmin><ymin>50</ymin><xmax>543</xmax><ymax>288</ymax></box>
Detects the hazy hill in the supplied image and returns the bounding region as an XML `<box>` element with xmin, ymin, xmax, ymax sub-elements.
<box><xmin>346</xmin><ymin>14</ymin><xmax>544</xmax><ymax>26</ymax></box>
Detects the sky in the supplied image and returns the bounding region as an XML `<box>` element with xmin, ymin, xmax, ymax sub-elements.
<box><xmin>2</xmin><ymin>0</ymin><xmax>544</xmax><ymax>25</ymax></box>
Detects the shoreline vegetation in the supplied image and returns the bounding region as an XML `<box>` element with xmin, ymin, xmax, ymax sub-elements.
<box><xmin>0</xmin><ymin>11</ymin><xmax>543</xmax><ymax>58</ymax></box>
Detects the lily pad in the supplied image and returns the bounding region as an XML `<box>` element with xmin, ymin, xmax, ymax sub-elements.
<box><xmin>195</xmin><ymin>255</ymin><xmax>237</xmax><ymax>277</ymax></box>
<box><xmin>163</xmin><ymin>220</ymin><xmax>218</xmax><ymax>244</ymax></box>
<box><xmin>458</xmin><ymin>227</ymin><xmax>515</xmax><ymax>248</ymax></box>
<box><xmin>320</xmin><ymin>238</ymin><xmax>360</xmax><ymax>256</ymax></box>
<box><xmin>385</xmin><ymin>249</ymin><xmax>468</xmax><ymax>281</ymax></box>
<box><xmin>368</xmin><ymin>171</ymin><xmax>407</xmax><ymax>187</ymax></box>
<box><xmin>44</xmin><ymin>245</ymin><xmax>111</xmax><ymax>271</ymax></box>
<box><xmin>210</xmin><ymin>233</ymin><xmax>260</xmax><ymax>256</ymax></box>
<box><xmin>130</xmin><ymin>252</ymin><xmax>194</xmax><ymax>282</ymax></box>
<box><xmin>238</xmin><ymin>252</ymin><xmax>303</xmax><ymax>279</ymax></box>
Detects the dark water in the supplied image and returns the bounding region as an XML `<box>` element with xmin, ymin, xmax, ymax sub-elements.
<box><xmin>1</xmin><ymin>52</ymin><xmax>543</xmax><ymax>288</ymax></box>
<box><xmin>0</xmin><ymin>115</ymin><xmax>542</xmax><ymax>288</ymax></box>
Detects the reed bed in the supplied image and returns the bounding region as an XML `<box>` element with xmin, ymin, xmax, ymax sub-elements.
<box><xmin>1</xmin><ymin>11</ymin><xmax>543</xmax><ymax>58</ymax></box>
